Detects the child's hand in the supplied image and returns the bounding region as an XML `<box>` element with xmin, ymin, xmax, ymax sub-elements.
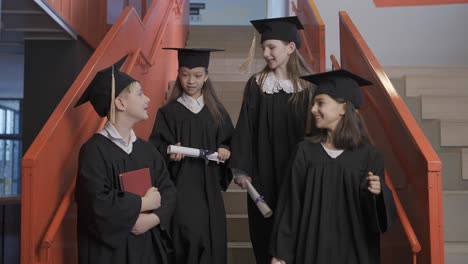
<box><xmin>131</xmin><ymin>213</ymin><xmax>160</xmax><ymax>235</ymax></box>
<box><xmin>141</xmin><ymin>187</ymin><xmax>161</xmax><ymax>211</ymax></box>
<box><xmin>367</xmin><ymin>172</ymin><xmax>381</xmax><ymax>195</ymax></box>
<box><xmin>234</xmin><ymin>175</ymin><xmax>251</xmax><ymax>190</ymax></box>
<box><xmin>271</xmin><ymin>257</ymin><xmax>286</xmax><ymax>264</ymax></box>
<box><xmin>217</xmin><ymin>147</ymin><xmax>231</xmax><ymax>162</ymax></box>
<box><xmin>170</xmin><ymin>142</ymin><xmax>184</xmax><ymax>161</ymax></box>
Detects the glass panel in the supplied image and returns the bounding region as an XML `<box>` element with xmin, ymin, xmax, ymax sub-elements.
<box><xmin>0</xmin><ymin>99</ymin><xmax>22</xmax><ymax>197</ymax></box>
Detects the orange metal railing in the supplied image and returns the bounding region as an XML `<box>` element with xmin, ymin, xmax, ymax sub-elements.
<box><xmin>294</xmin><ymin>0</ymin><xmax>326</xmax><ymax>72</ymax></box>
<box><xmin>338</xmin><ymin>11</ymin><xmax>444</xmax><ymax>264</ymax></box>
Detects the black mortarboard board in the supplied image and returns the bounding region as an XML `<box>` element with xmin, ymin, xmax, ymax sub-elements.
<box><xmin>250</xmin><ymin>16</ymin><xmax>304</xmax><ymax>48</ymax></box>
<box><xmin>74</xmin><ymin>55</ymin><xmax>137</xmax><ymax>117</ymax></box>
<box><xmin>163</xmin><ymin>48</ymin><xmax>224</xmax><ymax>69</ymax></box>
<box><xmin>300</xmin><ymin>69</ymin><xmax>373</xmax><ymax>108</ymax></box>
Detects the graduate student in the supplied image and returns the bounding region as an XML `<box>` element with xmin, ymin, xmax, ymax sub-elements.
<box><xmin>270</xmin><ymin>70</ymin><xmax>397</xmax><ymax>264</ymax></box>
<box><xmin>74</xmin><ymin>56</ymin><xmax>176</xmax><ymax>264</ymax></box>
<box><xmin>229</xmin><ymin>16</ymin><xmax>314</xmax><ymax>264</ymax></box>
<box><xmin>149</xmin><ymin>48</ymin><xmax>234</xmax><ymax>264</ymax></box>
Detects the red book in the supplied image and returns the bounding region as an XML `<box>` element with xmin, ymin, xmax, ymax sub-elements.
<box><xmin>119</xmin><ymin>168</ymin><xmax>152</xmax><ymax>197</ymax></box>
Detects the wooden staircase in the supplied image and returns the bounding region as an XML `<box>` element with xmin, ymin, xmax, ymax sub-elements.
<box><xmin>387</xmin><ymin>66</ymin><xmax>468</xmax><ymax>264</ymax></box>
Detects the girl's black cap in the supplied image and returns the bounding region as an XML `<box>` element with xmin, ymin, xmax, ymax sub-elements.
<box><xmin>163</xmin><ymin>48</ymin><xmax>224</xmax><ymax>69</ymax></box>
<box><xmin>300</xmin><ymin>69</ymin><xmax>373</xmax><ymax>108</ymax></box>
<box><xmin>250</xmin><ymin>16</ymin><xmax>304</xmax><ymax>48</ymax></box>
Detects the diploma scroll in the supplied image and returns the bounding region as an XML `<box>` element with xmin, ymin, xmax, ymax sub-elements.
<box><xmin>167</xmin><ymin>145</ymin><xmax>224</xmax><ymax>163</ymax></box>
<box><xmin>246</xmin><ymin>181</ymin><xmax>272</xmax><ymax>218</ymax></box>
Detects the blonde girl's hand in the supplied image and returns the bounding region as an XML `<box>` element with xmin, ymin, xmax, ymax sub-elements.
<box><xmin>271</xmin><ymin>257</ymin><xmax>286</xmax><ymax>264</ymax></box>
<box><xmin>169</xmin><ymin>142</ymin><xmax>184</xmax><ymax>161</ymax></box>
<box><xmin>217</xmin><ymin>147</ymin><xmax>231</xmax><ymax>162</ymax></box>
<box><xmin>367</xmin><ymin>172</ymin><xmax>382</xmax><ymax>195</ymax></box>
<box><xmin>234</xmin><ymin>175</ymin><xmax>251</xmax><ymax>190</ymax></box>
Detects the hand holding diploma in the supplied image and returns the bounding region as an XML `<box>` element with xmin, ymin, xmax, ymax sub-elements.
<box><xmin>167</xmin><ymin>144</ymin><xmax>224</xmax><ymax>163</ymax></box>
<box><xmin>246</xmin><ymin>181</ymin><xmax>272</xmax><ymax>218</ymax></box>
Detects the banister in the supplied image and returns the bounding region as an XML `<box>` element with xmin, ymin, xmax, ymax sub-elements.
<box><xmin>294</xmin><ymin>0</ymin><xmax>326</xmax><ymax>73</ymax></box>
<box><xmin>330</xmin><ymin>54</ymin><xmax>340</xmax><ymax>70</ymax></box>
<box><xmin>149</xmin><ymin>0</ymin><xmax>186</xmax><ymax>63</ymax></box>
<box><xmin>338</xmin><ymin>10</ymin><xmax>443</xmax><ymax>264</ymax></box>
<box><xmin>40</xmin><ymin>118</ymin><xmax>107</xmax><ymax>260</ymax></box>
<box><xmin>385</xmin><ymin>172</ymin><xmax>422</xmax><ymax>254</ymax></box>
<box><xmin>292</xmin><ymin>1</ymin><xmax>315</xmax><ymax>68</ymax></box>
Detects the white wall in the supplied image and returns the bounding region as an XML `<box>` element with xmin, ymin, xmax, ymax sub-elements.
<box><xmin>189</xmin><ymin>0</ymin><xmax>266</xmax><ymax>25</ymax></box>
<box><xmin>313</xmin><ymin>1</ymin><xmax>468</xmax><ymax>67</ymax></box>
<box><xmin>0</xmin><ymin>53</ymin><xmax>24</xmax><ymax>99</ymax></box>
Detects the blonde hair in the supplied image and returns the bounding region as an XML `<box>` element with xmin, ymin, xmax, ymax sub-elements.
<box><xmin>108</xmin><ymin>81</ymin><xmax>140</xmax><ymax>122</ymax></box>
<box><xmin>257</xmin><ymin>45</ymin><xmax>315</xmax><ymax>104</ymax></box>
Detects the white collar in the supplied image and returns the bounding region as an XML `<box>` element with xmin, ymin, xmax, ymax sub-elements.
<box><xmin>256</xmin><ymin>72</ymin><xmax>303</xmax><ymax>94</ymax></box>
<box><xmin>98</xmin><ymin>121</ymin><xmax>137</xmax><ymax>154</ymax></box>
<box><xmin>177</xmin><ymin>93</ymin><xmax>204</xmax><ymax>113</ymax></box>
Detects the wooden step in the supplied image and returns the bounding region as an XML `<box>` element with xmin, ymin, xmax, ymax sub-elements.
<box><xmin>405</xmin><ymin>74</ymin><xmax>468</xmax><ymax>97</ymax></box>
<box><xmin>445</xmin><ymin>242</ymin><xmax>468</xmax><ymax>264</ymax></box>
<box><xmin>227</xmin><ymin>242</ymin><xmax>255</xmax><ymax>264</ymax></box>
<box><xmin>226</xmin><ymin>214</ymin><xmax>250</xmax><ymax>242</ymax></box>
<box><xmin>223</xmin><ymin>190</ymin><xmax>247</xmax><ymax>214</ymax></box>
<box><xmin>441</xmin><ymin>121</ymin><xmax>468</xmax><ymax>146</ymax></box>
<box><xmin>439</xmin><ymin>151</ymin><xmax>468</xmax><ymax>190</ymax></box>
<box><xmin>463</xmin><ymin>149</ymin><xmax>468</xmax><ymax>180</ymax></box>
<box><xmin>384</xmin><ymin>66</ymin><xmax>468</xmax><ymax>79</ymax></box>
<box><xmin>443</xmin><ymin>190</ymin><xmax>468</xmax><ymax>241</ymax></box>
<box><xmin>422</xmin><ymin>95</ymin><xmax>468</xmax><ymax>121</ymax></box>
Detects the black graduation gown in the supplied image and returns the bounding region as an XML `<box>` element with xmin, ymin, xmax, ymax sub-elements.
<box><xmin>75</xmin><ymin>134</ymin><xmax>176</xmax><ymax>264</ymax></box>
<box><xmin>149</xmin><ymin>101</ymin><xmax>234</xmax><ymax>264</ymax></box>
<box><xmin>270</xmin><ymin>141</ymin><xmax>397</xmax><ymax>264</ymax></box>
<box><xmin>229</xmin><ymin>76</ymin><xmax>310</xmax><ymax>264</ymax></box>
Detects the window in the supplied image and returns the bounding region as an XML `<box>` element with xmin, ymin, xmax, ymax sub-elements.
<box><xmin>0</xmin><ymin>99</ymin><xmax>22</xmax><ymax>198</ymax></box>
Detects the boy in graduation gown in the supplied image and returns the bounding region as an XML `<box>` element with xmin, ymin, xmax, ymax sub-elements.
<box><xmin>270</xmin><ymin>70</ymin><xmax>397</xmax><ymax>264</ymax></box>
<box><xmin>74</xmin><ymin>56</ymin><xmax>176</xmax><ymax>264</ymax></box>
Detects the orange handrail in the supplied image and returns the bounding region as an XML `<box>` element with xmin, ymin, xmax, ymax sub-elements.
<box><xmin>294</xmin><ymin>0</ymin><xmax>326</xmax><ymax>72</ymax></box>
<box><xmin>385</xmin><ymin>172</ymin><xmax>422</xmax><ymax>259</ymax></box>
<box><xmin>21</xmin><ymin>1</ymin><xmax>189</xmax><ymax>263</ymax></box>
<box><xmin>330</xmin><ymin>54</ymin><xmax>340</xmax><ymax>70</ymax></box>
<box><xmin>338</xmin><ymin>11</ymin><xmax>443</xmax><ymax>264</ymax></box>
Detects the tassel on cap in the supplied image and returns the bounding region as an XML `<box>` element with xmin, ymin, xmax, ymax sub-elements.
<box><xmin>239</xmin><ymin>32</ymin><xmax>257</xmax><ymax>73</ymax></box>
<box><xmin>110</xmin><ymin>65</ymin><xmax>116</xmax><ymax>124</ymax></box>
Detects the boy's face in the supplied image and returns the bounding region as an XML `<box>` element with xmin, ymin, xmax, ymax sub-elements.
<box><xmin>178</xmin><ymin>67</ymin><xmax>208</xmax><ymax>98</ymax></box>
<box><xmin>117</xmin><ymin>82</ymin><xmax>150</xmax><ymax>121</ymax></box>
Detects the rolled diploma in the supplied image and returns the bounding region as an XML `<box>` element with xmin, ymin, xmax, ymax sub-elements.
<box><xmin>246</xmin><ymin>181</ymin><xmax>272</xmax><ymax>218</ymax></box>
<box><xmin>167</xmin><ymin>145</ymin><xmax>223</xmax><ymax>163</ymax></box>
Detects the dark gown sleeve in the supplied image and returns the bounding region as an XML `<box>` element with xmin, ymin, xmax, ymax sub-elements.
<box><xmin>269</xmin><ymin>143</ymin><xmax>307</xmax><ymax>264</ymax></box>
<box><xmin>151</xmin><ymin>149</ymin><xmax>177</xmax><ymax>231</ymax></box>
<box><xmin>149</xmin><ymin>108</ymin><xmax>176</xmax><ymax>162</ymax></box>
<box><xmin>229</xmin><ymin>76</ymin><xmax>259</xmax><ymax>177</ymax></box>
<box><xmin>216</xmin><ymin>107</ymin><xmax>235</xmax><ymax>190</ymax></box>
<box><xmin>76</xmin><ymin>141</ymin><xmax>141</xmax><ymax>249</ymax></box>
<box><xmin>360</xmin><ymin>146</ymin><xmax>397</xmax><ymax>234</ymax></box>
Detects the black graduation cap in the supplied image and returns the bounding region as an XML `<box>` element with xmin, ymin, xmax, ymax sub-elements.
<box><xmin>300</xmin><ymin>69</ymin><xmax>373</xmax><ymax>108</ymax></box>
<box><xmin>250</xmin><ymin>16</ymin><xmax>304</xmax><ymax>48</ymax></box>
<box><xmin>163</xmin><ymin>48</ymin><xmax>224</xmax><ymax>69</ymax></box>
<box><xmin>74</xmin><ymin>55</ymin><xmax>137</xmax><ymax>117</ymax></box>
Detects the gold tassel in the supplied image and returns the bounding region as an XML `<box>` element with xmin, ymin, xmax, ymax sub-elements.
<box><xmin>239</xmin><ymin>32</ymin><xmax>257</xmax><ymax>73</ymax></box>
<box><xmin>110</xmin><ymin>65</ymin><xmax>116</xmax><ymax>124</ymax></box>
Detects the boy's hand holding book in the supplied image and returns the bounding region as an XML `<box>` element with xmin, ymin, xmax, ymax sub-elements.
<box><xmin>141</xmin><ymin>187</ymin><xmax>161</xmax><ymax>212</ymax></box>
